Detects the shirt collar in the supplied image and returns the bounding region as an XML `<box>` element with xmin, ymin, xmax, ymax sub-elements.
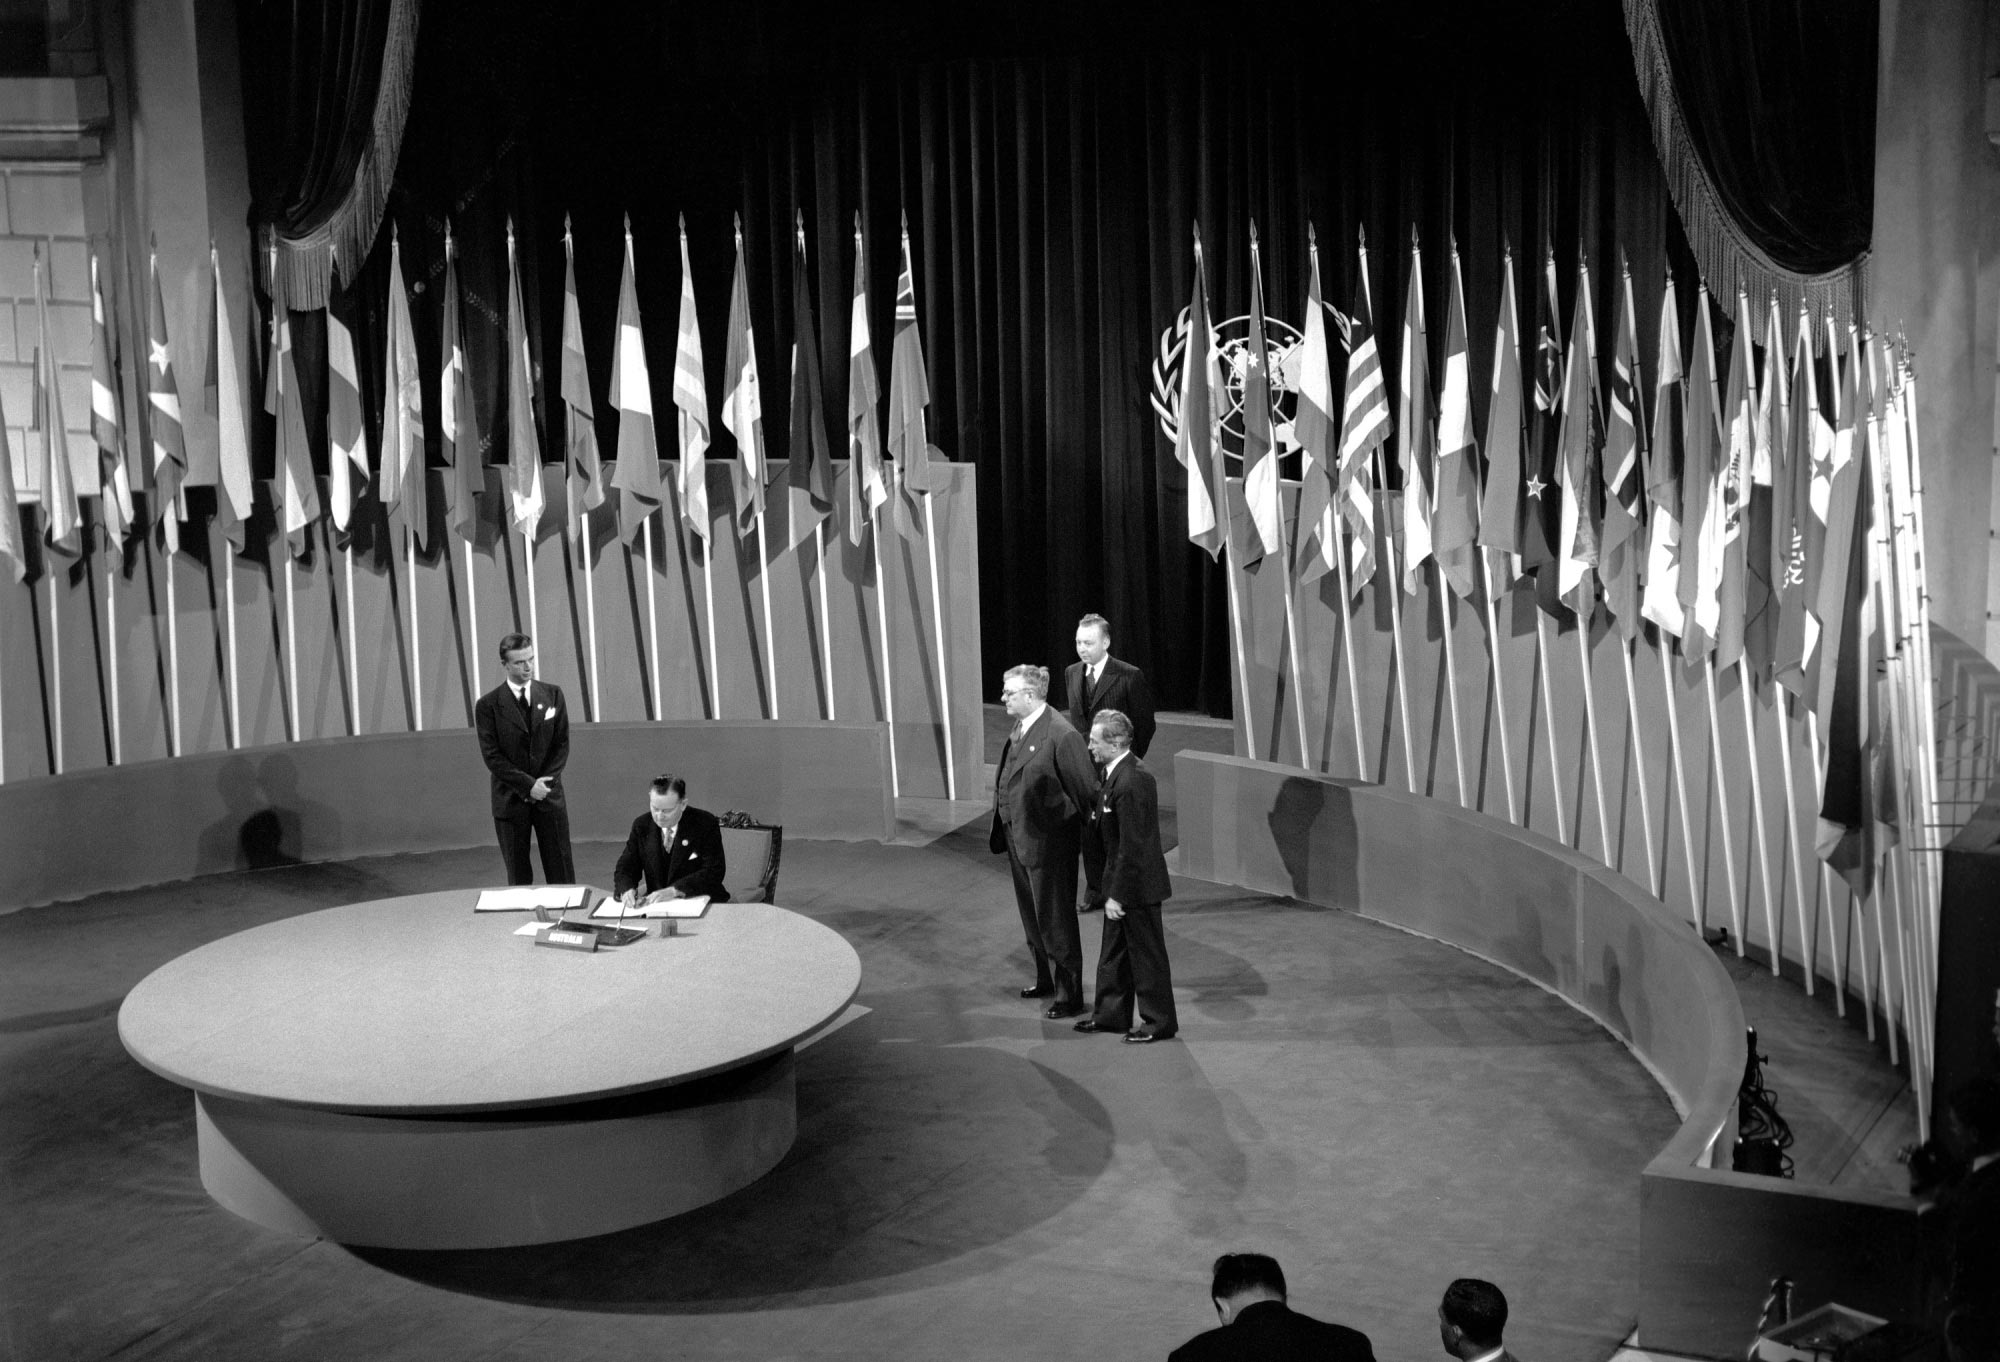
<box><xmin>1104</xmin><ymin>749</ymin><xmax>1131</xmax><ymax>777</ymax></box>
<box><xmin>1020</xmin><ymin>700</ymin><xmax>1048</xmax><ymax>731</ymax></box>
<box><xmin>1466</xmin><ymin>1346</ymin><xmax>1506</xmax><ymax>1362</ymax></box>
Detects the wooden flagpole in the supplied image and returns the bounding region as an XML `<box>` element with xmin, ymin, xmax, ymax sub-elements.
<box><xmin>1534</xmin><ymin>607</ymin><xmax>1567</xmax><ymax>846</ymax></box>
<box><xmin>1333</xmin><ymin>507</ymin><xmax>1368</xmax><ymax>779</ymax></box>
<box><xmin>1478</xmin><ymin>550</ymin><xmax>1519</xmax><ymax>823</ymax></box>
<box><xmin>462</xmin><ymin>539</ymin><xmax>479</xmax><ymax>692</ymax></box>
<box><xmin>284</xmin><ymin>551</ymin><xmax>300</xmax><ymax>740</ymax></box>
<box><xmin>1574</xmin><ymin>616</ymin><xmax>1611</xmax><ymax>862</ymax></box>
<box><xmin>165</xmin><ymin>532</ymin><xmax>182</xmax><ymax>755</ymax></box>
<box><xmin>1703</xmin><ymin>656</ymin><xmax>1745</xmax><ymax>951</ymax></box>
<box><xmin>1621</xmin><ymin>637</ymin><xmax>1659</xmax><ymax>894</ymax></box>
<box><xmin>873</xmin><ymin>471</ymin><xmax>900</xmax><ymax>796</ymax></box>
<box><xmin>1774</xmin><ymin>690</ymin><xmax>1813</xmax><ymax>991</ymax></box>
<box><xmin>1438</xmin><ymin>565</ymin><xmax>1470</xmax><ymax>804</ymax></box>
<box><xmin>1281</xmin><ymin>552</ymin><xmax>1312</xmax><ymax>769</ymax></box>
<box><xmin>49</xmin><ymin>569</ymin><xmax>64</xmax><ymax>774</ymax></box>
<box><xmin>701</xmin><ymin>522</ymin><xmax>719</xmax><ymax>718</ymax></box>
<box><xmin>918</xmin><ymin>487</ymin><xmax>954</xmax><ymax>797</ymax></box>
<box><xmin>1223</xmin><ymin>518</ymin><xmax>1257</xmax><ymax>764</ymax></box>
<box><xmin>1805</xmin><ymin>709</ymin><xmax>1845</xmax><ymax>1013</ymax></box>
<box><xmin>523</xmin><ymin>522</ymin><xmax>539</xmax><ymax>652</ymax></box>
<box><xmin>1372</xmin><ymin>448</ymin><xmax>1412</xmax><ymax>788</ymax></box>
<box><xmin>338</xmin><ymin>525</ymin><xmax>358</xmax><ymax>734</ymax></box>
<box><xmin>224</xmin><ymin>542</ymin><xmax>241</xmax><ymax>748</ymax></box>
<box><xmin>1738</xmin><ymin>674</ymin><xmax>1781</xmax><ymax>971</ymax></box>
<box><xmin>578</xmin><ymin>481</ymin><xmax>601</xmax><ymax>722</ymax></box>
<box><xmin>815</xmin><ymin>521</ymin><xmax>836</xmax><ymax>719</ymax></box>
<box><xmin>1661</xmin><ymin>645</ymin><xmax>1703</xmax><ymax>924</ymax></box>
<box><xmin>105</xmin><ymin>543</ymin><xmax>121</xmax><ymax>763</ymax></box>
<box><xmin>638</xmin><ymin>517</ymin><xmax>660</xmax><ymax>718</ymax></box>
<box><xmin>754</xmin><ymin>506</ymin><xmax>779</xmax><ymax>719</ymax></box>
<box><xmin>405</xmin><ymin>529</ymin><xmax>420</xmax><ymax>732</ymax></box>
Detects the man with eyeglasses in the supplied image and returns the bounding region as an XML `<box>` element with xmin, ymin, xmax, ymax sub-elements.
<box><xmin>989</xmin><ymin>663</ymin><xmax>1098</xmax><ymax>1018</ymax></box>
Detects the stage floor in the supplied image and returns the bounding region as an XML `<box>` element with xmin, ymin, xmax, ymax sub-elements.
<box><xmin>0</xmin><ymin>804</ymin><xmax>1905</xmax><ymax>1362</ymax></box>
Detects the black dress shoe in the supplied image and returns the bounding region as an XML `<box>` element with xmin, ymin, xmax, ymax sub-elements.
<box><xmin>1123</xmin><ymin>1031</ymin><xmax>1175</xmax><ymax>1044</ymax></box>
<box><xmin>1073</xmin><ymin>1017</ymin><xmax>1118</xmax><ymax>1033</ymax></box>
<box><xmin>1043</xmin><ymin>1003</ymin><xmax>1084</xmax><ymax>1020</ymax></box>
<box><xmin>1019</xmin><ymin>984</ymin><xmax>1054</xmax><ymax>999</ymax></box>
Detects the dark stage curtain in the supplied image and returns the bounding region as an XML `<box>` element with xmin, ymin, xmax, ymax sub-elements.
<box><xmin>342</xmin><ymin>0</ymin><xmax>1691</xmax><ymax>715</ymax></box>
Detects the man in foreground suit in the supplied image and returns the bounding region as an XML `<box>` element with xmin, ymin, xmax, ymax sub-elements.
<box><xmin>475</xmin><ymin>632</ymin><xmax>574</xmax><ymax>885</ymax></box>
<box><xmin>1073</xmin><ymin>708</ymin><xmax>1178</xmax><ymax>1043</ymax></box>
<box><xmin>614</xmin><ymin>774</ymin><xmax>730</xmax><ymax>907</ymax></box>
<box><xmin>1170</xmin><ymin>1253</ymin><xmax>1377</xmax><ymax>1362</ymax></box>
<box><xmin>1438</xmin><ymin>1279</ymin><xmax>1518</xmax><ymax>1362</ymax></box>
<box><xmin>1066</xmin><ymin>613</ymin><xmax>1155</xmax><ymax>912</ymax></box>
<box><xmin>990</xmin><ymin>664</ymin><xmax>1098</xmax><ymax>1018</ymax></box>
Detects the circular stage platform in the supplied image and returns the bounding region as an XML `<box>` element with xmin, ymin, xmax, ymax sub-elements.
<box><xmin>117</xmin><ymin>892</ymin><xmax>862</xmax><ymax>1249</ymax></box>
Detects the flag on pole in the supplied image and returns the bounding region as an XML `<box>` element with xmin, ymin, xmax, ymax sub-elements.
<box><xmin>1811</xmin><ymin>325</ymin><xmax>1865</xmax><ymax>728</ymax></box>
<box><xmin>1741</xmin><ymin>294</ymin><xmax>1787</xmax><ymax>681</ymax></box>
<box><xmin>1293</xmin><ymin>225</ymin><xmax>1339</xmax><ymax>585</ymax></box>
<box><xmin>145</xmin><ymin>249</ymin><xmax>187</xmax><ymax>546</ymax></box>
<box><xmin>1599</xmin><ymin>255</ymin><xmax>1645</xmax><ymax>636</ymax></box>
<box><xmin>1816</xmin><ymin>419</ymin><xmax>1885</xmax><ymax>895</ymax></box>
<box><xmin>267</xmin><ymin>258</ymin><xmax>321</xmax><ymax>559</ymax></box>
<box><xmin>207</xmin><ymin>245</ymin><xmax>255</xmax><ymax>551</ymax></box>
<box><xmin>35</xmin><ymin>249</ymin><xmax>82</xmax><ymax>557</ymax></box>
<box><xmin>1773</xmin><ymin>306</ymin><xmax>1830</xmax><ymax>698</ymax></box>
<box><xmin>1398</xmin><ymin>230</ymin><xmax>1435</xmax><ymax>594</ymax></box>
<box><xmin>325</xmin><ymin>304</ymin><xmax>367</xmax><ymax>533</ymax></box>
<box><xmin>86</xmin><ymin>256</ymin><xmax>135</xmax><ymax>544</ymax></box>
<box><xmin>609</xmin><ymin>219</ymin><xmax>663</xmax><ymax>545</ymax></box>
<box><xmin>889</xmin><ymin>215</ymin><xmax>934</xmax><ymax>499</ymax></box>
<box><xmin>1335</xmin><ymin>230</ymin><xmax>1390</xmax><ymax>594</ymax></box>
<box><xmin>846</xmin><ymin>217</ymin><xmax>888</xmax><ymax>547</ymax></box>
<box><xmin>1679</xmin><ymin>286</ymin><xmax>1725</xmax><ymax>657</ymax></box>
<box><xmin>1521</xmin><ymin>240</ymin><xmax>1563</xmax><ymax>575</ymax></box>
<box><xmin>1477</xmin><ymin>244</ymin><xmax>1525</xmax><ymax>577</ymax></box>
<box><xmin>1554</xmin><ymin>255</ymin><xmax>1601</xmax><ymax>618</ymax></box>
<box><xmin>375</xmin><ymin>230</ymin><xmax>420</xmax><ymax>554</ymax></box>
<box><xmin>672</xmin><ymin>218</ymin><xmax>710</xmax><ymax>546</ymax></box>
<box><xmin>1714</xmin><ymin>291</ymin><xmax>1756</xmax><ymax>671</ymax></box>
<box><xmin>788</xmin><ymin>215</ymin><xmax>833</xmax><ymax>551</ymax></box>
<box><xmin>505</xmin><ymin>220</ymin><xmax>544</xmax><ymax>536</ymax></box>
<box><xmin>1432</xmin><ymin>238</ymin><xmax>1481</xmax><ymax>599</ymax></box>
<box><xmin>1176</xmin><ymin>228</ymin><xmax>1226</xmax><ymax>560</ymax></box>
<box><xmin>723</xmin><ymin>218</ymin><xmax>767</xmax><ymax>532</ymax></box>
<box><xmin>441</xmin><ymin>221</ymin><xmax>486</xmax><ymax>543</ymax></box>
<box><xmin>1641</xmin><ymin>273</ymin><xmax>1686</xmax><ymax>636</ymax></box>
<box><xmin>560</xmin><ymin>217</ymin><xmax>605</xmax><ymax>550</ymax></box>
<box><xmin>1238</xmin><ymin>223</ymin><xmax>1281</xmax><ymax>569</ymax></box>
<box><xmin>0</xmin><ymin>380</ymin><xmax>24</xmax><ymax>582</ymax></box>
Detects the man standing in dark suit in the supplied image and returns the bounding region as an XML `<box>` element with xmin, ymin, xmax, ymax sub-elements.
<box><xmin>1438</xmin><ymin>1279</ymin><xmax>1520</xmax><ymax>1362</ymax></box>
<box><xmin>1073</xmin><ymin>708</ymin><xmax>1178</xmax><ymax>1043</ymax></box>
<box><xmin>1170</xmin><ymin>1253</ymin><xmax>1377</xmax><ymax>1362</ymax></box>
<box><xmin>474</xmin><ymin>632</ymin><xmax>574</xmax><ymax>885</ymax></box>
<box><xmin>990</xmin><ymin>663</ymin><xmax>1098</xmax><ymax>1018</ymax></box>
<box><xmin>613</xmin><ymin>774</ymin><xmax>731</xmax><ymax>906</ymax></box>
<box><xmin>1066</xmin><ymin>613</ymin><xmax>1155</xmax><ymax>912</ymax></box>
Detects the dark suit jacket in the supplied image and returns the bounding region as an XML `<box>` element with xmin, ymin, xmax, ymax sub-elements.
<box><xmin>612</xmin><ymin>806</ymin><xmax>731</xmax><ymax>902</ymax></box>
<box><xmin>1096</xmin><ymin>754</ymin><xmax>1172</xmax><ymax>906</ymax></box>
<box><xmin>989</xmin><ymin>706</ymin><xmax>1098</xmax><ymax>868</ymax></box>
<box><xmin>1065</xmin><ymin>655</ymin><xmax>1156</xmax><ymax>757</ymax></box>
<box><xmin>1169</xmin><ymin>1300</ymin><xmax>1377</xmax><ymax>1362</ymax></box>
<box><xmin>475</xmin><ymin>680</ymin><xmax>570</xmax><ymax>822</ymax></box>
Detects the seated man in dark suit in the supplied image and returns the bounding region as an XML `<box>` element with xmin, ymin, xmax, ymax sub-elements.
<box><xmin>1170</xmin><ymin>1253</ymin><xmax>1376</xmax><ymax>1362</ymax></box>
<box><xmin>613</xmin><ymin>774</ymin><xmax>730</xmax><ymax>909</ymax></box>
<box><xmin>1438</xmin><ymin>1278</ymin><xmax>1518</xmax><ymax>1362</ymax></box>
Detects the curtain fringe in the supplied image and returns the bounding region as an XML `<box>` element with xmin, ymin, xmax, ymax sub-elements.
<box><xmin>259</xmin><ymin>0</ymin><xmax>423</xmax><ymax>310</ymax></box>
<box><xmin>1622</xmin><ymin>0</ymin><xmax>1868</xmax><ymax>332</ymax></box>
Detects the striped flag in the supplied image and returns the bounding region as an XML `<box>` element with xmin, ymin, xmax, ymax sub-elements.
<box><xmin>145</xmin><ymin>250</ymin><xmax>187</xmax><ymax>547</ymax></box>
<box><xmin>1679</xmin><ymin>286</ymin><xmax>1725</xmax><ymax>657</ymax></box>
<box><xmin>207</xmin><ymin>245</ymin><xmax>255</xmax><ymax>550</ymax></box>
<box><xmin>1238</xmin><ymin>224</ymin><xmax>1280</xmax><ymax>568</ymax></box>
<box><xmin>35</xmin><ymin>248</ymin><xmax>82</xmax><ymax>557</ymax></box>
<box><xmin>325</xmin><ymin>304</ymin><xmax>367</xmax><ymax>532</ymax></box>
<box><xmin>1640</xmin><ymin>274</ymin><xmax>1686</xmax><ymax>636</ymax></box>
<box><xmin>441</xmin><ymin>222</ymin><xmax>485</xmax><ymax>543</ymax></box>
<box><xmin>505</xmin><ymin>221</ymin><xmax>544</xmax><ymax>535</ymax></box>
<box><xmin>889</xmin><ymin>217</ymin><xmax>933</xmax><ymax>498</ymax></box>
<box><xmin>787</xmin><ymin>218</ymin><xmax>833</xmax><ymax>550</ymax></box>
<box><xmin>1432</xmin><ymin>238</ymin><xmax>1481</xmax><ymax>599</ymax></box>
<box><xmin>1334</xmin><ymin>231</ymin><xmax>1389</xmax><ymax>594</ymax></box>
<box><xmin>1554</xmin><ymin>255</ymin><xmax>1601</xmax><ymax>618</ymax></box>
<box><xmin>1599</xmin><ymin>255</ymin><xmax>1646</xmax><ymax>636</ymax></box>
<box><xmin>672</xmin><ymin>219</ymin><xmax>710</xmax><ymax>545</ymax></box>
<box><xmin>1397</xmin><ymin>231</ymin><xmax>1435</xmax><ymax>594</ymax></box>
<box><xmin>376</xmin><ymin>232</ymin><xmax>420</xmax><ymax>553</ymax></box>
<box><xmin>0</xmin><ymin>377</ymin><xmax>24</xmax><ymax>581</ymax></box>
<box><xmin>87</xmin><ymin>255</ymin><xmax>135</xmax><ymax>544</ymax></box>
<box><xmin>1176</xmin><ymin>230</ymin><xmax>1225</xmax><ymax>560</ymax></box>
<box><xmin>722</xmin><ymin>222</ymin><xmax>767</xmax><ymax>531</ymax></box>
<box><xmin>608</xmin><ymin>219</ymin><xmax>663</xmax><ymax>544</ymax></box>
<box><xmin>1292</xmin><ymin>227</ymin><xmax>1339</xmax><ymax>585</ymax></box>
<box><xmin>846</xmin><ymin>219</ymin><xmax>888</xmax><ymax>546</ymax></box>
<box><xmin>1476</xmin><ymin>244</ymin><xmax>1525</xmax><ymax>578</ymax></box>
<box><xmin>560</xmin><ymin>218</ymin><xmax>604</xmax><ymax>550</ymax></box>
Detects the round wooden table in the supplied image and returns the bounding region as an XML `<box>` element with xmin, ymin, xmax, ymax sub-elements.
<box><xmin>119</xmin><ymin>891</ymin><xmax>861</xmax><ymax>1249</ymax></box>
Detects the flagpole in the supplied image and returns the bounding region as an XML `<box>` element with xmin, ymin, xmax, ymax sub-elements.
<box><xmin>406</xmin><ymin>527</ymin><xmax>421</xmax><ymax>732</ymax></box>
<box><xmin>523</xmin><ymin>521</ymin><xmax>539</xmax><ymax>652</ymax></box>
<box><xmin>463</xmin><ymin>539</ymin><xmax>479</xmax><ymax>694</ymax></box>
<box><xmin>1735</xmin><ymin>672</ymin><xmax>1781</xmax><ymax>970</ymax></box>
<box><xmin>702</xmin><ymin>523</ymin><xmax>719</xmax><ymax>719</ymax></box>
<box><xmin>1620</xmin><ymin>637</ymin><xmax>1659</xmax><ymax>894</ymax></box>
<box><xmin>104</xmin><ymin>538</ymin><xmax>121</xmax><ymax>763</ymax></box>
<box><xmin>1661</xmin><ymin>644</ymin><xmax>1703</xmax><ymax>926</ymax></box>
<box><xmin>225</xmin><ymin>541</ymin><xmax>241</xmax><ymax>748</ymax></box>
<box><xmin>578</xmin><ymin>481</ymin><xmax>601</xmax><ymax>722</ymax></box>
<box><xmin>1773</xmin><ymin>689</ymin><xmax>1813</xmax><ymax>992</ymax></box>
<box><xmin>1477</xmin><ymin>550</ymin><xmax>1519</xmax><ymax>822</ymax></box>
<box><xmin>642</xmin><ymin>515</ymin><xmax>661</xmax><ymax>719</ymax></box>
<box><xmin>1702</xmin><ymin>656</ymin><xmax>1745</xmax><ymax>951</ymax></box>
<box><xmin>284</xmin><ymin>550</ymin><xmax>300</xmax><ymax>741</ymax></box>
<box><xmin>815</xmin><ymin>520</ymin><xmax>835</xmax><ymax>720</ymax></box>
<box><xmin>165</xmin><ymin>530</ymin><xmax>183</xmax><ymax>755</ymax></box>
<box><xmin>1805</xmin><ymin>708</ymin><xmax>1845</xmax><ymax>1014</ymax></box>
<box><xmin>49</xmin><ymin>568</ymin><xmax>64</xmax><ymax>774</ymax></box>
<box><xmin>1371</xmin><ymin>448</ymin><xmax>1411</xmax><ymax>788</ymax></box>
<box><xmin>873</xmin><ymin>471</ymin><xmax>901</xmax><ymax>796</ymax></box>
<box><xmin>917</xmin><ymin>488</ymin><xmax>955</xmax><ymax>797</ymax></box>
<box><xmin>1281</xmin><ymin>550</ymin><xmax>1312</xmax><ymax>770</ymax></box>
<box><xmin>1534</xmin><ymin>607</ymin><xmax>1567</xmax><ymax>845</ymax></box>
<box><xmin>1333</xmin><ymin>513</ymin><xmax>1369</xmax><ymax>780</ymax></box>
<box><xmin>1222</xmin><ymin>525</ymin><xmax>1257</xmax><ymax>765</ymax></box>
<box><xmin>754</xmin><ymin>505</ymin><xmax>779</xmax><ymax>719</ymax></box>
<box><xmin>337</xmin><ymin>522</ymin><xmax>357</xmax><ymax>734</ymax></box>
<box><xmin>1572</xmin><ymin>614</ymin><xmax>1612</xmax><ymax>861</ymax></box>
<box><xmin>1437</xmin><ymin>564</ymin><xmax>1470</xmax><ymax>803</ymax></box>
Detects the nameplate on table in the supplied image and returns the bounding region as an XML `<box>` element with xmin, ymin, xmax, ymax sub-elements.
<box><xmin>475</xmin><ymin>886</ymin><xmax>587</xmax><ymax>913</ymax></box>
<box><xmin>533</xmin><ymin>926</ymin><xmax>599</xmax><ymax>952</ymax></box>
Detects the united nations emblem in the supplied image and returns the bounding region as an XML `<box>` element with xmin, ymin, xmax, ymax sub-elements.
<box><xmin>1150</xmin><ymin>305</ymin><xmax>1343</xmax><ymax>460</ymax></box>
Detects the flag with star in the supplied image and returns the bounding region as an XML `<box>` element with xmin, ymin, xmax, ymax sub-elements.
<box><xmin>145</xmin><ymin>249</ymin><xmax>188</xmax><ymax>550</ymax></box>
<box><xmin>1477</xmin><ymin>243</ymin><xmax>1526</xmax><ymax>584</ymax></box>
<box><xmin>1335</xmin><ymin>229</ymin><xmax>1390</xmax><ymax>595</ymax></box>
<box><xmin>1521</xmin><ymin>239</ymin><xmax>1562</xmax><ymax>575</ymax></box>
<box><xmin>1554</xmin><ymin>255</ymin><xmax>1601</xmax><ymax>618</ymax></box>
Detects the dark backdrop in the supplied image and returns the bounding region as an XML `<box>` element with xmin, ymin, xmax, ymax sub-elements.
<box><xmin>274</xmin><ymin>0</ymin><xmax>1693</xmax><ymax>714</ymax></box>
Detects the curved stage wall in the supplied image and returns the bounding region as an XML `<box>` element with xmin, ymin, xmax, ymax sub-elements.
<box><xmin>0</xmin><ymin>461</ymin><xmax>981</xmax><ymax>803</ymax></box>
<box><xmin>1173</xmin><ymin>751</ymin><xmax>1925</xmax><ymax>1358</ymax></box>
<box><xmin>0</xmin><ymin>720</ymin><xmax>892</xmax><ymax>911</ymax></box>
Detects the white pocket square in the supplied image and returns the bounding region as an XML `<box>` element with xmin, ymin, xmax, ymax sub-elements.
<box><xmin>544</xmin><ymin>705</ymin><xmax>556</xmax><ymax>718</ymax></box>
<box><xmin>687</xmin><ymin>850</ymin><xmax>699</xmax><ymax>859</ymax></box>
